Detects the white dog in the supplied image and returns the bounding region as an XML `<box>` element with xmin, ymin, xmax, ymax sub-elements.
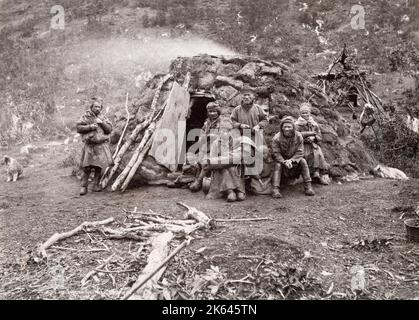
<box><xmin>372</xmin><ymin>164</ymin><xmax>409</xmax><ymax>181</ymax></box>
<box><xmin>3</xmin><ymin>156</ymin><xmax>23</xmax><ymax>182</ymax></box>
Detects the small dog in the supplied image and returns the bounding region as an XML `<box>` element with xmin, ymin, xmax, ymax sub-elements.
<box><xmin>3</xmin><ymin>156</ymin><xmax>23</xmax><ymax>182</ymax></box>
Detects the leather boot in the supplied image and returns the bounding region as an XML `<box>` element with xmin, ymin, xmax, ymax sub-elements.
<box><xmin>304</xmin><ymin>182</ymin><xmax>315</xmax><ymax>196</ymax></box>
<box><xmin>189</xmin><ymin>179</ymin><xmax>202</xmax><ymax>192</ymax></box>
<box><xmin>226</xmin><ymin>190</ymin><xmax>237</xmax><ymax>202</ymax></box>
<box><xmin>92</xmin><ymin>169</ymin><xmax>102</xmax><ymax>192</ymax></box>
<box><xmin>319</xmin><ymin>174</ymin><xmax>330</xmax><ymax>185</ymax></box>
<box><xmin>236</xmin><ymin>191</ymin><xmax>246</xmax><ymax>201</ymax></box>
<box><xmin>80</xmin><ymin>169</ymin><xmax>89</xmax><ymax>196</ymax></box>
<box><xmin>272</xmin><ymin>187</ymin><xmax>282</xmax><ymax>198</ymax></box>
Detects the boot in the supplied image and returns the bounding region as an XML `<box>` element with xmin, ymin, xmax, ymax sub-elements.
<box><xmin>80</xmin><ymin>169</ymin><xmax>89</xmax><ymax>196</ymax></box>
<box><xmin>272</xmin><ymin>187</ymin><xmax>282</xmax><ymax>199</ymax></box>
<box><xmin>236</xmin><ymin>191</ymin><xmax>246</xmax><ymax>201</ymax></box>
<box><xmin>80</xmin><ymin>187</ymin><xmax>88</xmax><ymax>196</ymax></box>
<box><xmin>319</xmin><ymin>174</ymin><xmax>330</xmax><ymax>185</ymax></box>
<box><xmin>92</xmin><ymin>169</ymin><xmax>102</xmax><ymax>192</ymax></box>
<box><xmin>304</xmin><ymin>182</ymin><xmax>315</xmax><ymax>196</ymax></box>
<box><xmin>189</xmin><ymin>179</ymin><xmax>202</xmax><ymax>192</ymax></box>
<box><xmin>226</xmin><ymin>190</ymin><xmax>237</xmax><ymax>202</ymax></box>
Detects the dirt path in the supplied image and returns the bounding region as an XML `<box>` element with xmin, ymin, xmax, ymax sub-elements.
<box><xmin>0</xmin><ymin>140</ymin><xmax>418</xmax><ymax>299</ymax></box>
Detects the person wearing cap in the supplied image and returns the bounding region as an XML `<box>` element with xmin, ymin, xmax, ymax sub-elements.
<box><xmin>189</xmin><ymin>101</ymin><xmax>222</xmax><ymax>192</ymax></box>
<box><xmin>76</xmin><ymin>97</ymin><xmax>113</xmax><ymax>195</ymax></box>
<box><xmin>295</xmin><ymin>102</ymin><xmax>330</xmax><ymax>185</ymax></box>
<box><xmin>271</xmin><ymin>116</ymin><xmax>315</xmax><ymax>198</ymax></box>
<box><xmin>230</xmin><ymin>87</ymin><xmax>268</xmax><ymax>132</ymax></box>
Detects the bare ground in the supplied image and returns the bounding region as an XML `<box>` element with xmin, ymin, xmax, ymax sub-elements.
<box><xmin>0</xmin><ymin>140</ymin><xmax>418</xmax><ymax>300</ymax></box>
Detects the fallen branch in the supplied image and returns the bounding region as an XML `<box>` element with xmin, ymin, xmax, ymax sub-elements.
<box><xmin>125</xmin><ymin>209</ymin><xmax>174</xmax><ymax>220</ymax></box>
<box><xmin>129</xmin><ymin>214</ymin><xmax>196</xmax><ymax>226</ymax></box>
<box><xmin>102</xmin><ymin>227</ymin><xmax>150</xmax><ymax>241</ymax></box>
<box><xmin>95</xmin><ymin>268</ymin><xmax>136</xmax><ymax>274</ymax></box>
<box><xmin>81</xmin><ymin>253</ymin><xmax>115</xmax><ymax>287</ymax></box>
<box><xmin>177</xmin><ymin>202</ymin><xmax>214</xmax><ymax>229</ymax></box>
<box><xmin>122</xmin><ymin>234</ymin><xmax>190</xmax><ymax>300</ymax></box>
<box><xmin>215</xmin><ymin>217</ymin><xmax>272</xmax><ymax>223</ymax></box>
<box><xmin>37</xmin><ymin>217</ymin><xmax>115</xmax><ymax>259</ymax></box>
<box><xmin>50</xmin><ymin>246</ymin><xmax>108</xmax><ymax>253</ymax></box>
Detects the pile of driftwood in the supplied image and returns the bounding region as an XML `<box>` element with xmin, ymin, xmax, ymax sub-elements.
<box><xmin>100</xmin><ymin>73</ymin><xmax>191</xmax><ymax>192</ymax></box>
<box><xmin>34</xmin><ymin>202</ymin><xmax>213</xmax><ymax>300</ymax></box>
<box><xmin>312</xmin><ymin>45</ymin><xmax>387</xmax><ymax>122</ymax></box>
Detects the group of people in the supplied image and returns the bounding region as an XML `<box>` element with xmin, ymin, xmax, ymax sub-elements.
<box><xmin>76</xmin><ymin>89</ymin><xmax>330</xmax><ymax>201</ymax></box>
<box><xmin>181</xmin><ymin>87</ymin><xmax>330</xmax><ymax>202</ymax></box>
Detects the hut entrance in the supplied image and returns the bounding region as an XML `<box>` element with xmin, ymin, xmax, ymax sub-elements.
<box><xmin>185</xmin><ymin>91</ymin><xmax>215</xmax><ymax>153</ymax></box>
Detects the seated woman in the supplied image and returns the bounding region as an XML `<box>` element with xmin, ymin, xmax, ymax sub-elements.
<box><xmin>203</xmin><ymin>119</ymin><xmax>249</xmax><ymax>202</ymax></box>
<box><xmin>295</xmin><ymin>103</ymin><xmax>330</xmax><ymax>185</ymax></box>
<box><xmin>189</xmin><ymin>101</ymin><xmax>222</xmax><ymax>192</ymax></box>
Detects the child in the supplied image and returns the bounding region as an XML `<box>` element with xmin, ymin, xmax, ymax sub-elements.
<box><xmin>295</xmin><ymin>103</ymin><xmax>330</xmax><ymax>185</ymax></box>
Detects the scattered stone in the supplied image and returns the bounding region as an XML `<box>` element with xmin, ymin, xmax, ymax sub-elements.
<box><xmin>261</xmin><ymin>65</ymin><xmax>283</xmax><ymax>76</ymax></box>
<box><xmin>214</xmin><ymin>85</ymin><xmax>239</xmax><ymax>101</ymax></box>
<box><xmin>214</xmin><ymin>76</ymin><xmax>244</xmax><ymax>90</ymax></box>
<box><xmin>236</xmin><ymin>62</ymin><xmax>258</xmax><ymax>82</ymax></box>
<box><xmin>198</xmin><ymin>72</ymin><xmax>215</xmax><ymax>90</ymax></box>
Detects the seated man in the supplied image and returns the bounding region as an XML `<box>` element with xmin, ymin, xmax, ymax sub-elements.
<box><xmin>249</xmin><ymin>145</ymin><xmax>273</xmax><ymax>195</ymax></box>
<box><xmin>271</xmin><ymin>116</ymin><xmax>315</xmax><ymax>198</ymax></box>
<box><xmin>295</xmin><ymin>103</ymin><xmax>330</xmax><ymax>185</ymax></box>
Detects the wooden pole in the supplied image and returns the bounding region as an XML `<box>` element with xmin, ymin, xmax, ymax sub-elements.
<box><xmin>122</xmin><ymin>236</ymin><xmax>190</xmax><ymax>300</ymax></box>
<box><xmin>113</xmin><ymin>93</ymin><xmax>130</xmax><ymax>158</ymax></box>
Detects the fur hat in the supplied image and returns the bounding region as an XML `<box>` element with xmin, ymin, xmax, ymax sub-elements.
<box><xmin>280</xmin><ymin>116</ymin><xmax>296</xmax><ymax>127</ymax></box>
<box><xmin>90</xmin><ymin>97</ymin><xmax>103</xmax><ymax>109</ymax></box>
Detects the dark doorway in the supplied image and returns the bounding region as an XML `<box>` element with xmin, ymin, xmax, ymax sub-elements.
<box><xmin>185</xmin><ymin>94</ymin><xmax>215</xmax><ymax>153</ymax></box>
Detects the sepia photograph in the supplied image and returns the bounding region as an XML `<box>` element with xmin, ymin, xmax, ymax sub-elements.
<box><xmin>0</xmin><ymin>0</ymin><xmax>418</xmax><ymax>303</ymax></box>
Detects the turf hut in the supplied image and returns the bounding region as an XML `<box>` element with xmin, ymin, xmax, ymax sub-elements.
<box><xmin>104</xmin><ymin>54</ymin><xmax>378</xmax><ymax>191</ymax></box>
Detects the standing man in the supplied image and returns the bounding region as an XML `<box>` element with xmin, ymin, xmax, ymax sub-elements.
<box><xmin>76</xmin><ymin>97</ymin><xmax>113</xmax><ymax>195</ymax></box>
<box><xmin>271</xmin><ymin>116</ymin><xmax>315</xmax><ymax>198</ymax></box>
<box><xmin>230</xmin><ymin>87</ymin><xmax>268</xmax><ymax>132</ymax></box>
